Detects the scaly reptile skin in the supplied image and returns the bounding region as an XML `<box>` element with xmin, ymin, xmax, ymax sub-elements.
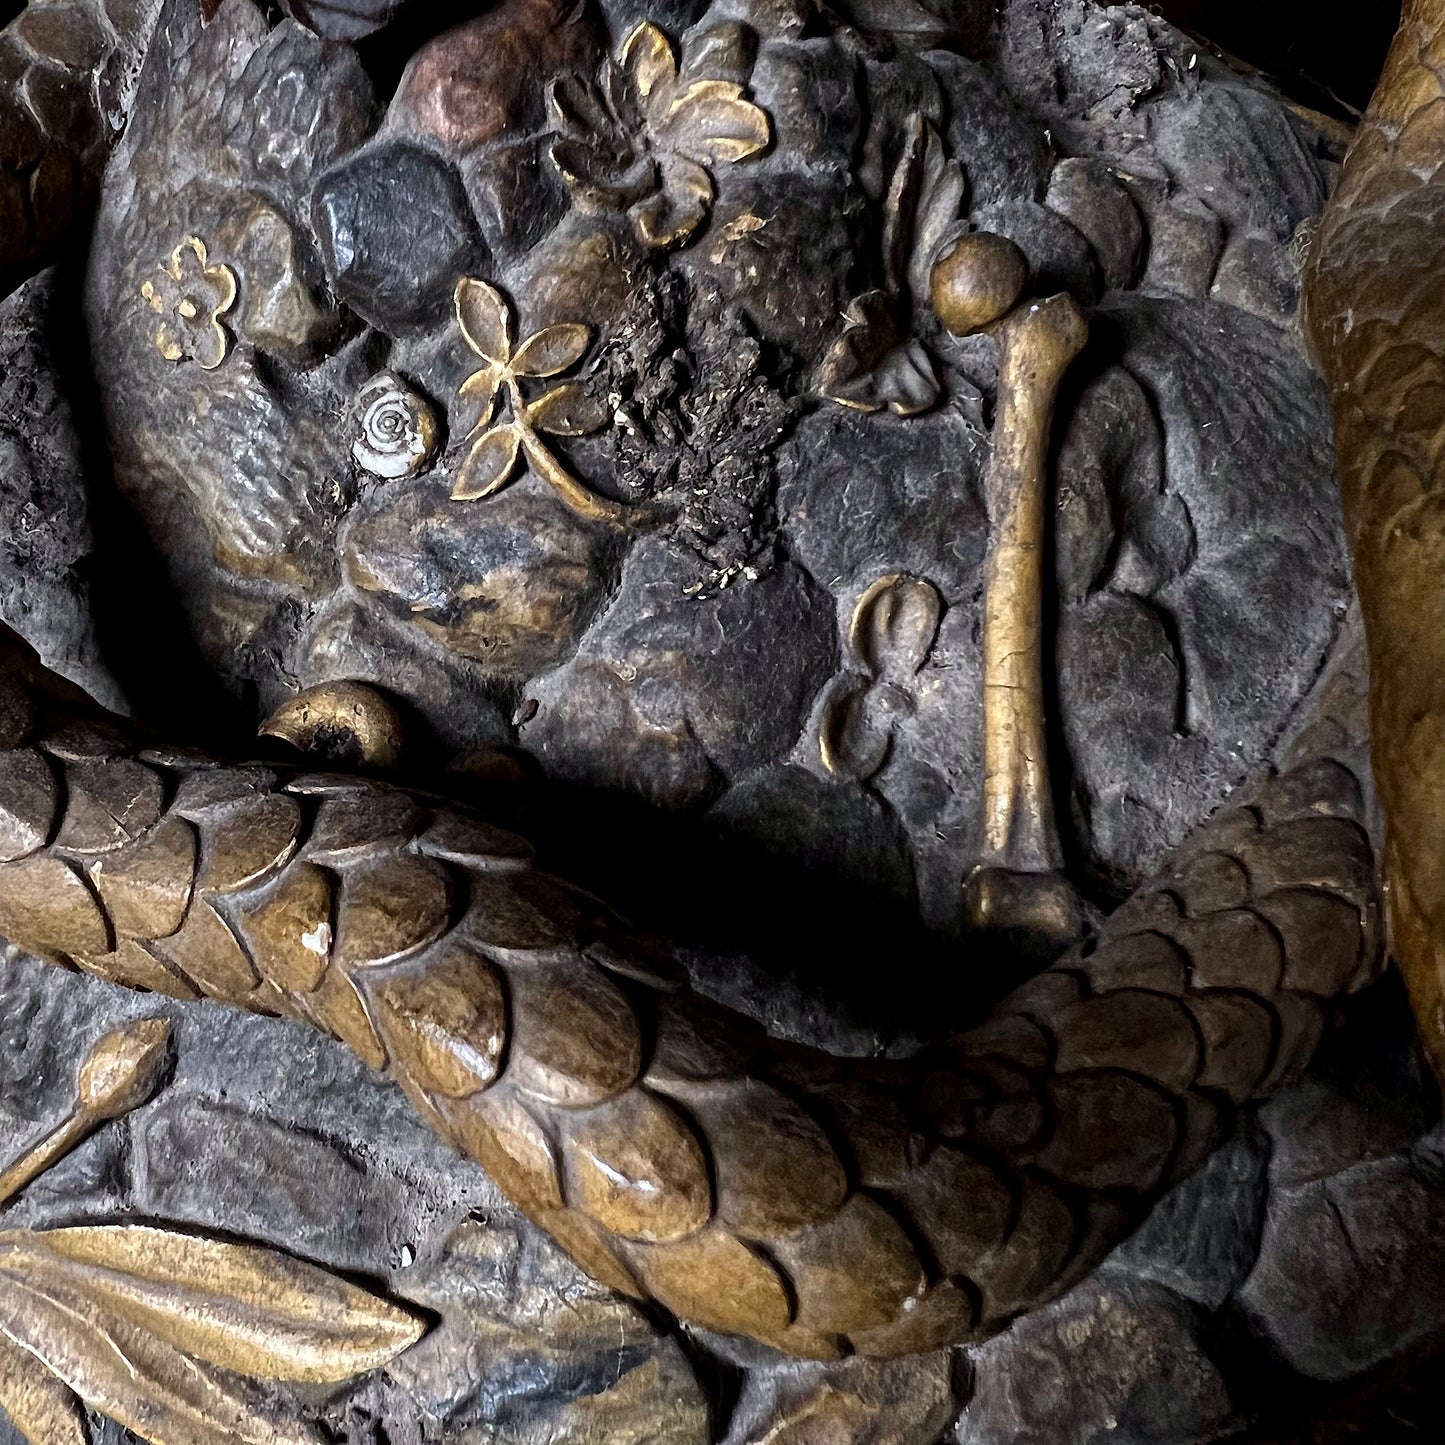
<box><xmin>0</xmin><ymin>0</ymin><xmax>1404</xmax><ymax>1358</ymax></box>
<box><xmin>1306</xmin><ymin>0</ymin><xmax>1445</xmax><ymax>1084</ymax></box>
<box><xmin>0</xmin><ymin>626</ymin><xmax>1382</xmax><ymax>1357</ymax></box>
<box><xmin>0</xmin><ymin>0</ymin><xmax>156</xmax><ymax>290</ymax></box>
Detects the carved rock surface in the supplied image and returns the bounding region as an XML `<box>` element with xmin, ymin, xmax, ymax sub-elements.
<box><xmin>955</xmin><ymin>1276</ymin><xmax>1235</xmax><ymax>1445</ymax></box>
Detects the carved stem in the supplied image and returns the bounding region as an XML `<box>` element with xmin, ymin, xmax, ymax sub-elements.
<box><xmin>0</xmin><ymin>1113</ymin><xmax>97</xmax><ymax>1208</ymax></box>
<box><xmin>978</xmin><ymin>296</ymin><xmax>1089</xmax><ymax>872</ymax></box>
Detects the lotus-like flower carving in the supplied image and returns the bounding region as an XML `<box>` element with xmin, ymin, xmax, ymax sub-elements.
<box><xmin>139</xmin><ymin>236</ymin><xmax>237</xmax><ymax>370</ymax></box>
<box><xmin>549</xmin><ymin>21</ymin><xmax>771</xmax><ymax>249</ymax></box>
<box><xmin>452</xmin><ymin>278</ymin><xmax>621</xmax><ymax>524</ymax></box>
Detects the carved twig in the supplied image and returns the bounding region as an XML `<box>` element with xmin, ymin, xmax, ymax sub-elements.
<box><xmin>0</xmin><ymin>1018</ymin><xmax>172</xmax><ymax>1207</ymax></box>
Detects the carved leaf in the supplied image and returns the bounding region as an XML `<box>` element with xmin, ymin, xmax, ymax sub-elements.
<box><xmin>679</xmin><ymin>22</ymin><xmax>754</xmax><ymax>85</ymax></box>
<box><xmin>908</xmin><ymin>122</ymin><xmax>967</xmax><ymax>309</ymax></box>
<box><xmin>528</xmin><ymin>382</ymin><xmax>609</xmax><ymax>437</ymax></box>
<box><xmin>548</xmin><ymin>137</ymin><xmax>655</xmax><ymax>206</ymax></box>
<box><xmin>818</xmin><ymin>296</ymin><xmax>939</xmax><ymax>415</ymax></box>
<box><xmin>818</xmin><ymin>674</ymin><xmax>893</xmax><ymax>782</ymax></box>
<box><xmin>452</xmin><ymin>423</ymin><xmax>523</xmax><ymax>501</ymax></box>
<box><xmin>668</xmin><ymin>80</ymin><xmax>771</xmax><ymax>165</ymax></box>
<box><xmin>512</xmin><ymin>323</ymin><xmax>591</xmax><ymax>378</ymax></box>
<box><xmin>882</xmin><ymin>113</ymin><xmax>928</xmax><ymax>296</ymax></box>
<box><xmin>0</xmin><ymin>1227</ymin><xmax>426</xmax><ymax>1383</ymax></box>
<box><xmin>872</xmin><ymin>341</ymin><xmax>940</xmax><ymax>416</ymax></box>
<box><xmin>851</xmin><ymin>574</ymin><xmax>942</xmax><ymax>679</ymax></box>
<box><xmin>454</xmin><ymin>279</ymin><xmax>511</xmax><ymax>365</ymax></box>
<box><xmin>0</xmin><ymin>1270</ymin><xmax>321</xmax><ymax>1445</ymax></box>
<box><xmin>632</xmin><ymin>156</ymin><xmax>713</xmax><ymax>248</ymax></box>
<box><xmin>0</xmin><ymin>1333</ymin><xmax>86</xmax><ymax>1445</ymax></box>
<box><xmin>457</xmin><ymin>363</ymin><xmax>502</xmax><ymax>433</ymax></box>
<box><xmin>621</xmin><ymin>21</ymin><xmax>678</xmax><ymax>100</ymax></box>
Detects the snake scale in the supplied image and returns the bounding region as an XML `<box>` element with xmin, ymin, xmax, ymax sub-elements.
<box><xmin>0</xmin><ymin>0</ymin><xmax>1424</xmax><ymax>1359</ymax></box>
<box><xmin>1307</xmin><ymin>0</ymin><xmax>1445</xmax><ymax>1085</ymax></box>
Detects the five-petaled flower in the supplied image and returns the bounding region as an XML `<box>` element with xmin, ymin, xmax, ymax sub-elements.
<box><xmin>140</xmin><ymin>237</ymin><xmax>237</xmax><ymax>370</ymax></box>
<box><xmin>452</xmin><ymin>277</ymin><xmax>621</xmax><ymax>524</ymax></box>
<box><xmin>549</xmin><ymin>21</ymin><xmax>771</xmax><ymax>249</ymax></box>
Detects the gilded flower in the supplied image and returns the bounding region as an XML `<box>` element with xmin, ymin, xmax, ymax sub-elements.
<box><xmin>451</xmin><ymin>278</ymin><xmax>620</xmax><ymax>524</ymax></box>
<box><xmin>549</xmin><ymin>21</ymin><xmax>771</xmax><ymax>249</ymax></box>
<box><xmin>139</xmin><ymin>237</ymin><xmax>237</xmax><ymax>370</ymax></box>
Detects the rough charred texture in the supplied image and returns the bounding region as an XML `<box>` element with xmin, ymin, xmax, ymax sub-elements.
<box><xmin>1307</xmin><ymin>0</ymin><xmax>1445</xmax><ymax>1082</ymax></box>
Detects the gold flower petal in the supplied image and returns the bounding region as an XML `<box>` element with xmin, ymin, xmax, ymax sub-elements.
<box><xmin>196</xmin><ymin>321</ymin><xmax>230</xmax><ymax>371</ymax></box>
<box><xmin>512</xmin><ymin>323</ymin><xmax>591</xmax><ymax>378</ymax></box>
<box><xmin>452</xmin><ymin>422</ymin><xmax>523</xmax><ymax>501</ymax></box>
<box><xmin>203</xmin><ymin>259</ymin><xmax>238</xmax><ymax>320</ymax></box>
<box><xmin>156</xmin><ymin>324</ymin><xmax>184</xmax><ymax>363</ymax></box>
<box><xmin>455</xmin><ymin>278</ymin><xmax>512</xmax><ymax>365</ymax></box>
<box><xmin>620</xmin><ymin>21</ymin><xmax>678</xmax><ymax>101</ymax></box>
<box><xmin>458</xmin><ymin>363</ymin><xmax>503</xmax><ymax>432</ymax></box>
<box><xmin>669</xmin><ymin>80</ymin><xmax>771</xmax><ymax>164</ymax></box>
<box><xmin>528</xmin><ymin>380</ymin><xmax>609</xmax><ymax>436</ymax></box>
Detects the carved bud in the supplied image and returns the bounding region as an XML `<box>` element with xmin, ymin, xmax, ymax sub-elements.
<box><xmin>76</xmin><ymin>1019</ymin><xmax>174</xmax><ymax>1120</ymax></box>
<box><xmin>929</xmin><ymin>231</ymin><xmax>1029</xmax><ymax>336</ymax></box>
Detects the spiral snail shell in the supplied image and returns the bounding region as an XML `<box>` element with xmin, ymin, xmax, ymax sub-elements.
<box><xmin>351</xmin><ymin>371</ymin><xmax>439</xmax><ymax>479</ymax></box>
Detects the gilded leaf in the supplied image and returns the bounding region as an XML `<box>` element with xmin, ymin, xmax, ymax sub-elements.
<box><xmin>0</xmin><ymin>1333</ymin><xmax>86</xmax><ymax>1445</ymax></box>
<box><xmin>528</xmin><ymin>381</ymin><xmax>609</xmax><ymax>437</ymax></box>
<box><xmin>668</xmin><ymin>79</ymin><xmax>770</xmax><ymax>164</ymax></box>
<box><xmin>0</xmin><ymin>1271</ymin><xmax>320</xmax><ymax>1445</ymax></box>
<box><xmin>851</xmin><ymin>574</ymin><xmax>942</xmax><ymax>679</ymax></box>
<box><xmin>511</xmin><ymin>323</ymin><xmax>591</xmax><ymax>378</ymax></box>
<box><xmin>1</xmin><ymin>1226</ymin><xmax>425</xmax><ymax>1384</ymax></box>
<box><xmin>621</xmin><ymin>21</ymin><xmax>677</xmax><ymax>100</ymax></box>
<box><xmin>455</xmin><ymin>278</ymin><xmax>511</xmax><ymax>364</ymax></box>
<box><xmin>452</xmin><ymin>423</ymin><xmax>523</xmax><ymax>501</ymax></box>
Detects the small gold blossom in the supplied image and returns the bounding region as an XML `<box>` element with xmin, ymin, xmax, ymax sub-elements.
<box><xmin>451</xmin><ymin>277</ymin><xmax>621</xmax><ymax>525</ymax></box>
<box><xmin>549</xmin><ymin>21</ymin><xmax>771</xmax><ymax>249</ymax></box>
<box><xmin>139</xmin><ymin>237</ymin><xmax>237</xmax><ymax>370</ymax></box>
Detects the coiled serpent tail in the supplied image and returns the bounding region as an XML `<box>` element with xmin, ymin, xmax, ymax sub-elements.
<box><xmin>1306</xmin><ymin>0</ymin><xmax>1445</xmax><ymax>1083</ymax></box>
<box><xmin>0</xmin><ymin>629</ymin><xmax>1382</xmax><ymax>1357</ymax></box>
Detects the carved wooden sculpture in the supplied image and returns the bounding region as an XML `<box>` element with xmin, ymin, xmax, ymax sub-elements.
<box><xmin>1307</xmin><ymin>0</ymin><xmax>1445</xmax><ymax>1083</ymax></box>
<box><xmin>0</xmin><ymin>624</ymin><xmax>1382</xmax><ymax>1357</ymax></box>
<box><xmin>0</xmin><ymin>0</ymin><xmax>1422</xmax><ymax>1379</ymax></box>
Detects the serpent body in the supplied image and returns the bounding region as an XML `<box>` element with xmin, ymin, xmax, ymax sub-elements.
<box><xmin>1307</xmin><ymin>0</ymin><xmax>1445</xmax><ymax>1084</ymax></box>
<box><xmin>0</xmin><ymin>0</ymin><xmax>1424</xmax><ymax>1359</ymax></box>
<box><xmin>0</xmin><ymin>0</ymin><xmax>158</xmax><ymax>291</ymax></box>
<box><xmin>0</xmin><ymin>626</ymin><xmax>1382</xmax><ymax>1356</ymax></box>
